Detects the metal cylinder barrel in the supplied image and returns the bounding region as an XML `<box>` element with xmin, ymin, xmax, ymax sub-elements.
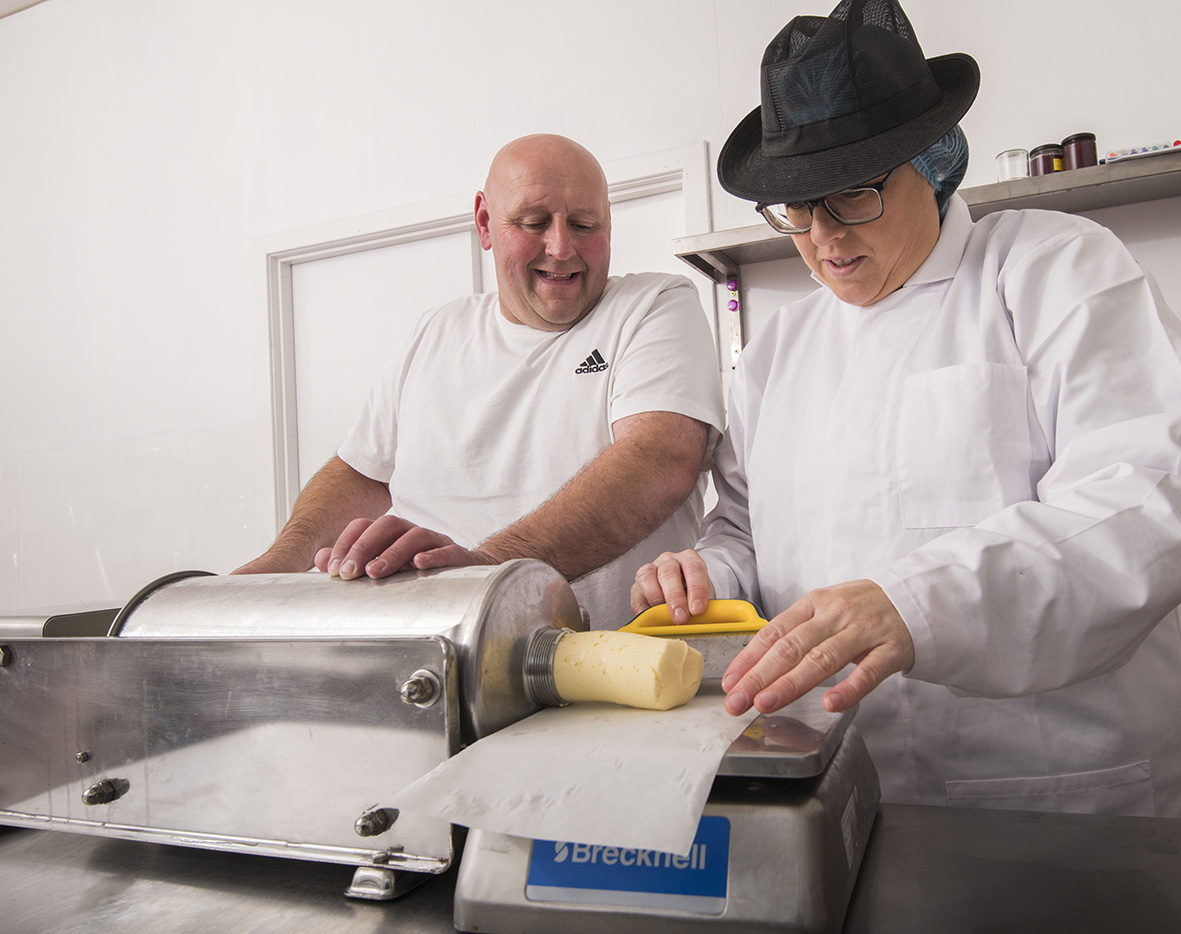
<box><xmin>114</xmin><ymin>560</ymin><xmax>586</xmax><ymax>741</ymax></box>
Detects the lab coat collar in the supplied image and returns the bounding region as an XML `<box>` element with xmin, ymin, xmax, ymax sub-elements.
<box><xmin>905</xmin><ymin>193</ymin><xmax>973</xmax><ymax>288</ymax></box>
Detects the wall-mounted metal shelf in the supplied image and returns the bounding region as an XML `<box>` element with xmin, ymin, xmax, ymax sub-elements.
<box><xmin>675</xmin><ymin>155</ymin><xmax>1181</xmax><ymax>283</ymax></box>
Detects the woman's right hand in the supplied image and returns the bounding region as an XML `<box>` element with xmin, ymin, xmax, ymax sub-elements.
<box><xmin>630</xmin><ymin>549</ymin><xmax>715</xmax><ymax>624</ymax></box>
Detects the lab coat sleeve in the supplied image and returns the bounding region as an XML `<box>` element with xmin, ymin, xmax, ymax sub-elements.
<box><xmin>873</xmin><ymin>218</ymin><xmax>1181</xmax><ymax>698</ymax></box>
<box><xmin>697</xmin><ymin>350</ymin><xmax>762</xmax><ymax>605</ymax></box>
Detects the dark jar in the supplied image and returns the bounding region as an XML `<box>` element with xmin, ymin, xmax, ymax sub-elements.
<box><xmin>1062</xmin><ymin>132</ymin><xmax>1098</xmax><ymax>170</ymax></box>
<box><xmin>1030</xmin><ymin>143</ymin><xmax>1064</xmax><ymax>175</ymax></box>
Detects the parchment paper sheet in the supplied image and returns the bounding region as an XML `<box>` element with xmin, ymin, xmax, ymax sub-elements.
<box><xmin>385</xmin><ymin>693</ymin><xmax>758</xmax><ymax>856</ymax></box>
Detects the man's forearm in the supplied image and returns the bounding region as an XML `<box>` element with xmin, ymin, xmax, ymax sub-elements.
<box><xmin>234</xmin><ymin>456</ymin><xmax>391</xmax><ymax>573</ymax></box>
<box><xmin>475</xmin><ymin>412</ymin><xmax>710</xmax><ymax>580</ymax></box>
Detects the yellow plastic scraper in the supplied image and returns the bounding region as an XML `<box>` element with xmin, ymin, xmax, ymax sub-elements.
<box><xmin>619</xmin><ymin>599</ymin><xmax>770</xmax><ymax>682</ymax></box>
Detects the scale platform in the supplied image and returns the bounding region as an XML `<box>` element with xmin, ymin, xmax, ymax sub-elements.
<box><xmin>454</xmin><ymin>687</ymin><xmax>880</xmax><ymax>933</ymax></box>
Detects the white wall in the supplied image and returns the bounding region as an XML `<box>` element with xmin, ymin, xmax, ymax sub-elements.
<box><xmin>2</xmin><ymin>0</ymin><xmax>1178</xmax><ymax>610</ymax></box>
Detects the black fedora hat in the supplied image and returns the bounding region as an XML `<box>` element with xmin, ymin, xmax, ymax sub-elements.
<box><xmin>718</xmin><ymin>0</ymin><xmax>980</xmax><ymax>204</ymax></box>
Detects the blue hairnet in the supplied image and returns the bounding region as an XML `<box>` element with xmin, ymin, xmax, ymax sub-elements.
<box><xmin>910</xmin><ymin>125</ymin><xmax>969</xmax><ymax>220</ymax></box>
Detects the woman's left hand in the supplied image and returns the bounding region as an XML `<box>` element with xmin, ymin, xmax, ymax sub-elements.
<box><xmin>721</xmin><ymin>579</ymin><xmax>914</xmax><ymax>715</ymax></box>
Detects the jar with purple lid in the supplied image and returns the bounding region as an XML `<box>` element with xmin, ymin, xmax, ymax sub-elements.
<box><xmin>1062</xmin><ymin>133</ymin><xmax>1098</xmax><ymax>170</ymax></box>
<box><xmin>1029</xmin><ymin>143</ymin><xmax>1064</xmax><ymax>175</ymax></box>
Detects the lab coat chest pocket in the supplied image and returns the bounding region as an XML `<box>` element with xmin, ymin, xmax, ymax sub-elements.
<box><xmin>897</xmin><ymin>362</ymin><xmax>1033</xmax><ymax>529</ymax></box>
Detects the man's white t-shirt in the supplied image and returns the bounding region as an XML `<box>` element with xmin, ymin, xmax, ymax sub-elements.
<box><xmin>339</xmin><ymin>272</ymin><xmax>725</xmax><ymax>627</ymax></box>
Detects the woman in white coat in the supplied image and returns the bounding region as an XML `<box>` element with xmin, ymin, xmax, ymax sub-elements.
<box><xmin>633</xmin><ymin>0</ymin><xmax>1181</xmax><ymax>816</ymax></box>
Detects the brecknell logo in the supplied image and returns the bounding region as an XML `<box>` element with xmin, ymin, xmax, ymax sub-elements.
<box><xmin>549</xmin><ymin>840</ymin><xmax>710</xmax><ymax>870</ymax></box>
<box><xmin>526</xmin><ymin>818</ymin><xmax>730</xmax><ymax>911</ymax></box>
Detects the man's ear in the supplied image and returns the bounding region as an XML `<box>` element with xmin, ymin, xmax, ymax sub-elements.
<box><xmin>474</xmin><ymin>191</ymin><xmax>493</xmax><ymax>251</ymax></box>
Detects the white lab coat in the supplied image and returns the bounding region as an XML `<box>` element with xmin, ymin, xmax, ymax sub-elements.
<box><xmin>700</xmin><ymin>195</ymin><xmax>1181</xmax><ymax>816</ymax></box>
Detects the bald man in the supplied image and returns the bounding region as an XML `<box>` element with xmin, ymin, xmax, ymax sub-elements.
<box><xmin>234</xmin><ymin>134</ymin><xmax>725</xmax><ymax>628</ymax></box>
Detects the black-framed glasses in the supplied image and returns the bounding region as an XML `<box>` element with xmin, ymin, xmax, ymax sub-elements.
<box><xmin>756</xmin><ymin>167</ymin><xmax>899</xmax><ymax>235</ymax></box>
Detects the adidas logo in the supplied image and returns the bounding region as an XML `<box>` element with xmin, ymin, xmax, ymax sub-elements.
<box><xmin>575</xmin><ymin>349</ymin><xmax>609</xmax><ymax>374</ymax></box>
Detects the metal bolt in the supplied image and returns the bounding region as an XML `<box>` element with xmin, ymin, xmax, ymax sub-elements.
<box><xmin>399</xmin><ymin>669</ymin><xmax>440</xmax><ymax>708</ymax></box>
<box><xmin>82</xmin><ymin>780</ymin><xmax>118</xmax><ymax>806</ymax></box>
<box><xmin>400</xmin><ymin>678</ymin><xmax>432</xmax><ymax>704</ymax></box>
<box><xmin>0</xmin><ymin>645</ymin><xmax>10</xmax><ymax>667</ymax></box>
<box><xmin>355</xmin><ymin>808</ymin><xmax>398</xmax><ymax>837</ymax></box>
<box><xmin>76</xmin><ymin>751</ymin><xmax>91</xmax><ymax>763</ymax></box>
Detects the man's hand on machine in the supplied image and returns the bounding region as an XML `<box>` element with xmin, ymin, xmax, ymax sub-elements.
<box><xmin>315</xmin><ymin>514</ymin><xmax>486</xmax><ymax>579</ymax></box>
<box><xmin>631</xmin><ymin>554</ymin><xmax>915</xmax><ymax>717</ymax></box>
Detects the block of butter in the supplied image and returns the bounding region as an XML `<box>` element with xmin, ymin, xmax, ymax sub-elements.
<box><xmin>551</xmin><ymin>630</ymin><xmax>704</xmax><ymax>710</ymax></box>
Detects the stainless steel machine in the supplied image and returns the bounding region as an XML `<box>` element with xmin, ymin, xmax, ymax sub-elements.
<box><xmin>0</xmin><ymin>561</ymin><xmax>879</xmax><ymax>932</ymax></box>
<box><xmin>0</xmin><ymin>561</ymin><xmax>585</xmax><ymax>900</ymax></box>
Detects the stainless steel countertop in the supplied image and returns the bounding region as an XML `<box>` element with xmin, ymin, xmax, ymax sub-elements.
<box><xmin>844</xmin><ymin>805</ymin><xmax>1181</xmax><ymax>933</ymax></box>
<box><xmin>4</xmin><ymin>804</ymin><xmax>1181</xmax><ymax>933</ymax></box>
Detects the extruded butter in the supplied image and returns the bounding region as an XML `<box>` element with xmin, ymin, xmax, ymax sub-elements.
<box><xmin>552</xmin><ymin>630</ymin><xmax>704</xmax><ymax>710</ymax></box>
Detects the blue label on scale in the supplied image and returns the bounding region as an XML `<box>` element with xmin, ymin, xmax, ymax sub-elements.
<box><xmin>525</xmin><ymin>815</ymin><xmax>730</xmax><ymax>914</ymax></box>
